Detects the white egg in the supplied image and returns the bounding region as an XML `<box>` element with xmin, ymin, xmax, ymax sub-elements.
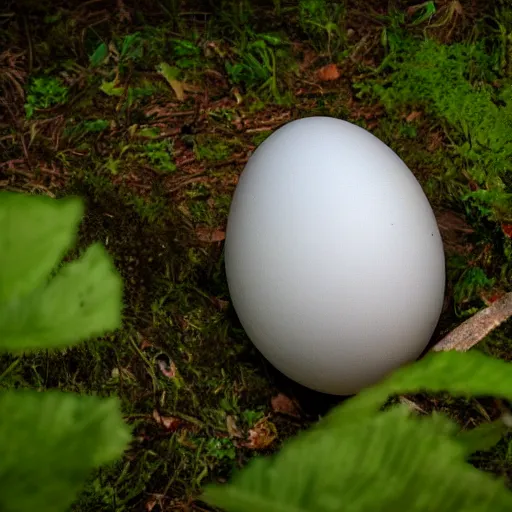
<box><xmin>224</xmin><ymin>117</ymin><xmax>445</xmax><ymax>395</ymax></box>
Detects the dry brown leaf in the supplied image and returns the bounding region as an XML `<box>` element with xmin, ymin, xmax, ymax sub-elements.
<box><xmin>271</xmin><ymin>393</ymin><xmax>301</xmax><ymax>418</ymax></box>
<box><xmin>427</xmin><ymin>131</ymin><xmax>443</xmax><ymax>152</ymax></box>
<box><xmin>140</xmin><ymin>338</ymin><xmax>152</xmax><ymax>350</ymax></box>
<box><xmin>432</xmin><ymin>292</ymin><xmax>512</xmax><ymax>352</ymax></box>
<box><xmin>244</xmin><ymin>417</ymin><xmax>277</xmax><ymax>450</ymax></box>
<box><xmin>158</xmin><ymin>359</ymin><xmax>176</xmax><ymax>379</ymax></box>
<box><xmin>316</xmin><ymin>63</ymin><xmax>340</xmax><ymax>82</ymax></box>
<box><xmin>405</xmin><ymin>111</ymin><xmax>422</xmax><ymax>123</ymax></box>
<box><xmin>145</xmin><ymin>499</ymin><xmax>157</xmax><ymax>512</ymax></box>
<box><xmin>211</xmin><ymin>296</ymin><xmax>230</xmax><ymax>311</ymax></box>
<box><xmin>196</xmin><ymin>227</ymin><xmax>226</xmax><ymax>243</ymax></box>
<box><xmin>153</xmin><ymin>409</ymin><xmax>183</xmax><ymax>431</ymax></box>
<box><xmin>145</xmin><ymin>494</ymin><xmax>166</xmax><ymax>511</ymax></box>
<box><xmin>502</xmin><ymin>224</ymin><xmax>512</xmax><ymax>238</ymax></box>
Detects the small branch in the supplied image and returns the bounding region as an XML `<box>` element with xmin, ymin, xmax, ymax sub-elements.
<box><xmin>432</xmin><ymin>292</ymin><xmax>512</xmax><ymax>352</ymax></box>
<box><xmin>166</xmin><ymin>172</ymin><xmax>207</xmax><ymax>193</ymax></box>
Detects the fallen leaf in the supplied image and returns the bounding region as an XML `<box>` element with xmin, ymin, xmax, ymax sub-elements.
<box><xmin>157</xmin><ymin>358</ymin><xmax>176</xmax><ymax>379</ymax></box>
<box><xmin>405</xmin><ymin>111</ymin><xmax>422</xmax><ymax>123</ymax></box>
<box><xmin>146</xmin><ymin>494</ymin><xmax>165</xmax><ymax>511</ymax></box>
<box><xmin>211</xmin><ymin>296</ymin><xmax>230</xmax><ymax>311</ymax></box>
<box><xmin>316</xmin><ymin>63</ymin><xmax>340</xmax><ymax>81</ymax></box>
<box><xmin>271</xmin><ymin>393</ymin><xmax>301</xmax><ymax>418</ymax></box>
<box><xmin>175</xmin><ymin>315</ymin><xmax>188</xmax><ymax>330</ymax></box>
<box><xmin>502</xmin><ymin>224</ymin><xmax>512</xmax><ymax>238</ymax></box>
<box><xmin>226</xmin><ymin>415</ymin><xmax>243</xmax><ymax>438</ymax></box>
<box><xmin>469</xmin><ymin>180</ymin><xmax>479</xmax><ymax>191</ymax></box>
<box><xmin>170</xmin><ymin>80</ymin><xmax>185</xmax><ymax>102</ymax></box>
<box><xmin>196</xmin><ymin>227</ymin><xmax>226</xmax><ymax>243</ymax></box>
<box><xmin>157</xmin><ymin>62</ymin><xmax>186</xmax><ymax>101</ymax></box>
<box><xmin>244</xmin><ymin>417</ymin><xmax>277</xmax><ymax>450</ymax></box>
<box><xmin>140</xmin><ymin>338</ymin><xmax>152</xmax><ymax>350</ymax></box>
<box><xmin>89</xmin><ymin>43</ymin><xmax>109</xmax><ymax>67</ymax></box>
<box><xmin>146</xmin><ymin>499</ymin><xmax>157</xmax><ymax>511</ymax></box>
<box><xmin>100</xmin><ymin>80</ymin><xmax>124</xmax><ymax>97</ymax></box>
<box><xmin>153</xmin><ymin>410</ymin><xmax>183</xmax><ymax>431</ymax></box>
<box><xmin>348</xmin><ymin>99</ymin><xmax>383</xmax><ymax>122</ymax></box>
<box><xmin>427</xmin><ymin>131</ymin><xmax>443</xmax><ymax>152</ymax></box>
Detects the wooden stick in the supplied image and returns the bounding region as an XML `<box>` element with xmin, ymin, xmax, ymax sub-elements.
<box><xmin>432</xmin><ymin>292</ymin><xmax>512</xmax><ymax>352</ymax></box>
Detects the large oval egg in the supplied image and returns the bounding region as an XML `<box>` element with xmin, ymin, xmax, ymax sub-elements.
<box><xmin>224</xmin><ymin>117</ymin><xmax>445</xmax><ymax>395</ymax></box>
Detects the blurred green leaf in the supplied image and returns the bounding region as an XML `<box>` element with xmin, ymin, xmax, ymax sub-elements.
<box><xmin>120</xmin><ymin>32</ymin><xmax>143</xmax><ymax>60</ymax></box>
<box><xmin>0</xmin><ymin>390</ymin><xmax>131</xmax><ymax>512</ymax></box>
<box><xmin>100</xmin><ymin>80</ymin><xmax>124</xmax><ymax>97</ymax></box>
<box><xmin>157</xmin><ymin>62</ymin><xmax>185</xmax><ymax>101</ymax></box>
<box><xmin>204</xmin><ymin>351</ymin><xmax>512</xmax><ymax>512</ymax></box>
<box><xmin>0</xmin><ymin>192</ymin><xmax>83</xmax><ymax>305</ymax></box>
<box><xmin>89</xmin><ymin>43</ymin><xmax>108</xmax><ymax>67</ymax></box>
<box><xmin>0</xmin><ymin>243</ymin><xmax>122</xmax><ymax>352</ymax></box>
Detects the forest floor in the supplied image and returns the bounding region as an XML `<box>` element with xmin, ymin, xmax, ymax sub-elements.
<box><xmin>1</xmin><ymin>0</ymin><xmax>512</xmax><ymax>510</ymax></box>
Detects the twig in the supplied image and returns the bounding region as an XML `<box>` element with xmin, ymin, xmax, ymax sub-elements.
<box><xmin>167</xmin><ymin>173</ymin><xmax>207</xmax><ymax>193</ymax></box>
<box><xmin>0</xmin><ymin>98</ymin><xmax>31</xmax><ymax>168</ymax></box>
<box><xmin>432</xmin><ymin>292</ymin><xmax>512</xmax><ymax>352</ymax></box>
<box><xmin>4</xmin><ymin>167</ymin><xmax>32</xmax><ymax>178</ymax></box>
<box><xmin>208</xmin><ymin>153</ymin><xmax>248</xmax><ymax>168</ymax></box>
<box><xmin>245</xmin><ymin>126</ymin><xmax>275</xmax><ymax>133</ymax></box>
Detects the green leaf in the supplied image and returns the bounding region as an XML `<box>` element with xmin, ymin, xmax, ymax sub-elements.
<box><xmin>0</xmin><ymin>243</ymin><xmax>122</xmax><ymax>352</ymax></box>
<box><xmin>99</xmin><ymin>80</ymin><xmax>124</xmax><ymax>97</ymax></box>
<box><xmin>120</xmin><ymin>32</ymin><xmax>142</xmax><ymax>58</ymax></box>
<box><xmin>204</xmin><ymin>352</ymin><xmax>512</xmax><ymax>512</ymax></box>
<box><xmin>0</xmin><ymin>390</ymin><xmax>131</xmax><ymax>512</ymax></box>
<box><xmin>0</xmin><ymin>192</ymin><xmax>83</xmax><ymax>305</ymax></box>
<box><xmin>138</xmin><ymin>127</ymin><xmax>160</xmax><ymax>138</ymax></box>
<box><xmin>157</xmin><ymin>62</ymin><xmax>185</xmax><ymax>101</ymax></box>
<box><xmin>83</xmin><ymin>119</ymin><xmax>109</xmax><ymax>133</ymax></box>
<box><xmin>327</xmin><ymin>351</ymin><xmax>512</xmax><ymax>426</ymax></box>
<box><xmin>410</xmin><ymin>0</ymin><xmax>436</xmax><ymax>25</ymax></box>
<box><xmin>456</xmin><ymin>419</ymin><xmax>512</xmax><ymax>456</ymax></box>
<box><xmin>89</xmin><ymin>43</ymin><xmax>108</xmax><ymax>67</ymax></box>
<box><xmin>157</xmin><ymin>62</ymin><xmax>180</xmax><ymax>81</ymax></box>
<box><xmin>204</xmin><ymin>407</ymin><xmax>512</xmax><ymax>512</ymax></box>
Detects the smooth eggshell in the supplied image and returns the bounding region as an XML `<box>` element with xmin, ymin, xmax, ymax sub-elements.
<box><xmin>224</xmin><ymin>117</ymin><xmax>445</xmax><ymax>395</ymax></box>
